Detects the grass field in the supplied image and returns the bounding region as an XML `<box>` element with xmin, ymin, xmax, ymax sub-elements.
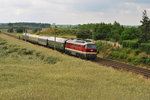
<box><xmin>0</xmin><ymin>34</ymin><xmax>150</xmax><ymax>100</ymax></box>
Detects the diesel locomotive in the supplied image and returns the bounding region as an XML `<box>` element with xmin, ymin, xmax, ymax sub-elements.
<box><xmin>22</xmin><ymin>33</ymin><xmax>97</xmax><ymax>59</ymax></box>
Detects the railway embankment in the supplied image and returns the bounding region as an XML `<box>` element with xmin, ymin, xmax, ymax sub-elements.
<box><xmin>0</xmin><ymin>34</ymin><xmax>150</xmax><ymax>100</ymax></box>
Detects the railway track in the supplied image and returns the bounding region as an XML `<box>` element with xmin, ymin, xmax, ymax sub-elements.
<box><xmin>3</xmin><ymin>33</ymin><xmax>19</xmax><ymax>39</ymax></box>
<box><xmin>2</xmin><ymin>33</ymin><xmax>150</xmax><ymax>78</ymax></box>
<box><xmin>94</xmin><ymin>58</ymin><xmax>150</xmax><ymax>78</ymax></box>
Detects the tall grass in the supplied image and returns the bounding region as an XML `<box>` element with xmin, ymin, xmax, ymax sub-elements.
<box><xmin>0</xmin><ymin>37</ymin><xmax>59</xmax><ymax>64</ymax></box>
<box><xmin>0</xmin><ymin>34</ymin><xmax>150</xmax><ymax>100</ymax></box>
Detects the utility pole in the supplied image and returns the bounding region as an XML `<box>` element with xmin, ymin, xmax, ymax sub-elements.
<box><xmin>25</xmin><ymin>32</ymin><xmax>27</xmax><ymax>41</ymax></box>
<box><xmin>54</xmin><ymin>32</ymin><xmax>56</xmax><ymax>50</ymax></box>
<box><xmin>91</xmin><ymin>29</ymin><xmax>94</xmax><ymax>41</ymax></box>
<box><xmin>24</xmin><ymin>28</ymin><xmax>27</xmax><ymax>41</ymax></box>
<box><xmin>54</xmin><ymin>24</ymin><xmax>56</xmax><ymax>50</ymax></box>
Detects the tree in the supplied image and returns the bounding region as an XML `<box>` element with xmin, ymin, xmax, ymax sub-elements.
<box><xmin>121</xmin><ymin>27</ymin><xmax>140</xmax><ymax>40</ymax></box>
<box><xmin>7</xmin><ymin>28</ymin><xmax>14</xmax><ymax>33</ymax></box>
<box><xmin>76</xmin><ymin>29</ymin><xmax>92</xmax><ymax>39</ymax></box>
<box><xmin>140</xmin><ymin>10</ymin><xmax>150</xmax><ymax>43</ymax></box>
<box><xmin>32</xmin><ymin>28</ymin><xmax>41</xmax><ymax>33</ymax></box>
<box><xmin>8</xmin><ymin>23</ymin><xmax>13</xmax><ymax>27</ymax></box>
<box><xmin>111</xmin><ymin>21</ymin><xmax>124</xmax><ymax>41</ymax></box>
<box><xmin>94</xmin><ymin>23</ymin><xmax>112</xmax><ymax>40</ymax></box>
<box><xmin>16</xmin><ymin>29</ymin><xmax>24</xmax><ymax>33</ymax></box>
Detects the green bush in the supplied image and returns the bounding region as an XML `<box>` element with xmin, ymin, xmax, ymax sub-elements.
<box><xmin>109</xmin><ymin>51</ymin><xmax>127</xmax><ymax>59</ymax></box>
<box><xmin>17</xmin><ymin>48</ymin><xmax>27</xmax><ymax>55</ymax></box>
<box><xmin>109</xmin><ymin>52</ymin><xmax>119</xmax><ymax>58</ymax></box>
<box><xmin>126</xmin><ymin>57</ymin><xmax>133</xmax><ymax>62</ymax></box>
<box><xmin>0</xmin><ymin>45</ymin><xmax>8</xmax><ymax>50</ymax></box>
<box><xmin>139</xmin><ymin>56</ymin><xmax>150</xmax><ymax>65</ymax></box>
<box><xmin>0</xmin><ymin>41</ymin><xmax>7</xmax><ymax>45</ymax></box>
<box><xmin>44</xmin><ymin>56</ymin><xmax>58</xmax><ymax>64</ymax></box>
<box><xmin>121</xmin><ymin>40</ymin><xmax>139</xmax><ymax>49</ymax></box>
<box><xmin>123</xmin><ymin>48</ymin><xmax>131</xmax><ymax>54</ymax></box>
<box><xmin>134</xmin><ymin>49</ymin><xmax>140</xmax><ymax>55</ymax></box>
<box><xmin>145</xmin><ymin>58</ymin><xmax>150</xmax><ymax>65</ymax></box>
<box><xmin>95</xmin><ymin>42</ymin><xmax>103</xmax><ymax>53</ymax></box>
<box><xmin>8</xmin><ymin>47</ymin><xmax>19</xmax><ymax>53</ymax></box>
<box><xmin>132</xmin><ymin>58</ymin><xmax>140</xmax><ymax>65</ymax></box>
<box><xmin>126</xmin><ymin>57</ymin><xmax>140</xmax><ymax>65</ymax></box>
<box><xmin>118</xmin><ymin>53</ymin><xmax>127</xmax><ymax>59</ymax></box>
<box><xmin>140</xmin><ymin>43</ymin><xmax>150</xmax><ymax>54</ymax></box>
<box><xmin>106</xmin><ymin>39</ymin><xmax>150</xmax><ymax>66</ymax></box>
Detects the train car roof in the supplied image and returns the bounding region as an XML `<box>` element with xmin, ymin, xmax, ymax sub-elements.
<box><xmin>66</xmin><ymin>39</ymin><xmax>95</xmax><ymax>45</ymax></box>
<box><xmin>23</xmin><ymin>33</ymin><xmax>95</xmax><ymax>45</ymax></box>
<box><xmin>24</xmin><ymin>33</ymin><xmax>67</xmax><ymax>43</ymax></box>
<box><xmin>23</xmin><ymin>33</ymin><xmax>39</xmax><ymax>38</ymax></box>
<box><xmin>39</xmin><ymin>36</ymin><xmax>67</xmax><ymax>43</ymax></box>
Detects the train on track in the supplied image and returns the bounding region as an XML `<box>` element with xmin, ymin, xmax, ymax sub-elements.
<box><xmin>21</xmin><ymin>33</ymin><xmax>97</xmax><ymax>60</ymax></box>
<box><xmin>3</xmin><ymin>33</ymin><xmax>150</xmax><ymax>78</ymax></box>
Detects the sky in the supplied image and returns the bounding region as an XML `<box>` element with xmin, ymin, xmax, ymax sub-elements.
<box><xmin>0</xmin><ymin>0</ymin><xmax>150</xmax><ymax>25</ymax></box>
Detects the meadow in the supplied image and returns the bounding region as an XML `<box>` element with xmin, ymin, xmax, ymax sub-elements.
<box><xmin>0</xmin><ymin>34</ymin><xmax>150</xmax><ymax>100</ymax></box>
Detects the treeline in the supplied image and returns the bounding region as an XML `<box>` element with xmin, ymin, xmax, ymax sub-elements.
<box><xmin>7</xmin><ymin>28</ymin><xmax>42</xmax><ymax>33</ymax></box>
<box><xmin>37</xmin><ymin>27</ymin><xmax>94</xmax><ymax>39</ymax></box>
<box><xmin>0</xmin><ymin>22</ymin><xmax>78</xmax><ymax>29</ymax></box>
<box><xmin>77</xmin><ymin>21</ymin><xmax>124</xmax><ymax>41</ymax></box>
<box><xmin>38</xmin><ymin>28</ymin><xmax>77</xmax><ymax>36</ymax></box>
<box><xmin>0</xmin><ymin>22</ymin><xmax>51</xmax><ymax>28</ymax></box>
<box><xmin>77</xmin><ymin>21</ymin><xmax>141</xmax><ymax>41</ymax></box>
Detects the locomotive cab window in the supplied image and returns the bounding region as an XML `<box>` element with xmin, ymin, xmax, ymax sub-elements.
<box><xmin>85</xmin><ymin>44</ymin><xmax>96</xmax><ymax>49</ymax></box>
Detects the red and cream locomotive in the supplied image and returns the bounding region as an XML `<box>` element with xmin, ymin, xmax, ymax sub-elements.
<box><xmin>65</xmin><ymin>39</ymin><xmax>97</xmax><ymax>59</ymax></box>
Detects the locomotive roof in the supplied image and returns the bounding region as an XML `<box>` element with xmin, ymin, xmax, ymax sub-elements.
<box><xmin>66</xmin><ymin>39</ymin><xmax>95</xmax><ymax>45</ymax></box>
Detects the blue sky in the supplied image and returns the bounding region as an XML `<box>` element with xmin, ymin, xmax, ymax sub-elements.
<box><xmin>0</xmin><ymin>0</ymin><xmax>150</xmax><ymax>25</ymax></box>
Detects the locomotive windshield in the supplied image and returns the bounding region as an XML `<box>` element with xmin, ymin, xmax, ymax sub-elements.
<box><xmin>86</xmin><ymin>44</ymin><xmax>96</xmax><ymax>49</ymax></box>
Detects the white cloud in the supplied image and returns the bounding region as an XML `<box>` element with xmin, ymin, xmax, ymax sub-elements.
<box><xmin>0</xmin><ymin>0</ymin><xmax>150</xmax><ymax>25</ymax></box>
